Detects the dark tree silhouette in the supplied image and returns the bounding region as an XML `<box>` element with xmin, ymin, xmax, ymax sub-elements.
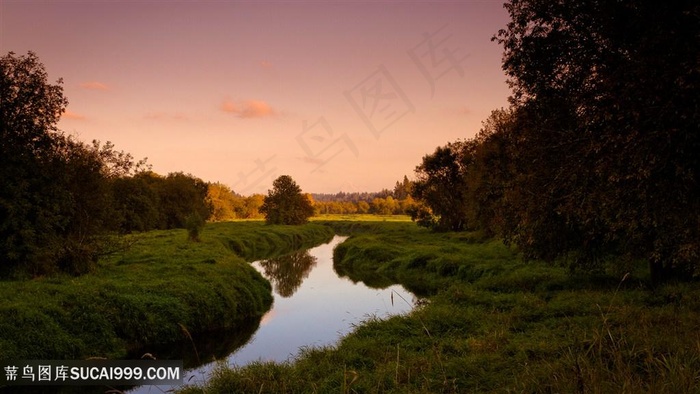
<box><xmin>492</xmin><ymin>0</ymin><xmax>700</xmax><ymax>281</ymax></box>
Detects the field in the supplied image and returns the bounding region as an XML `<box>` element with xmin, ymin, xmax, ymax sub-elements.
<box><xmin>179</xmin><ymin>221</ymin><xmax>700</xmax><ymax>393</ymax></box>
<box><xmin>311</xmin><ymin>214</ymin><xmax>412</xmax><ymax>222</ymax></box>
<box><xmin>0</xmin><ymin>221</ymin><xmax>334</xmax><ymax>360</ymax></box>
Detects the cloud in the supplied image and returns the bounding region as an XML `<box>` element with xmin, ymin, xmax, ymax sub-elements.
<box><xmin>62</xmin><ymin>109</ymin><xmax>86</xmax><ymax>120</ymax></box>
<box><xmin>221</xmin><ymin>99</ymin><xmax>276</xmax><ymax>119</ymax></box>
<box><xmin>259</xmin><ymin>60</ymin><xmax>273</xmax><ymax>70</ymax></box>
<box><xmin>79</xmin><ymin>81</ymin><xmax>110</xmax><ymax>91</ymax></box>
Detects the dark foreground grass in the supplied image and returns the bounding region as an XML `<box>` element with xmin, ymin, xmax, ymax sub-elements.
<box><xmin>179</xmin><ymin>221</ymin><xmax>700</xmax><ymax>394</ymax></box>
<box><xmin>0</xmin><ymin>221</ymin><xmax>334</xmax><ymax>360</ymax></box>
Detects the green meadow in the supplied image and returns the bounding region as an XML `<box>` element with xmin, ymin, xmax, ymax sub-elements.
<box><xmin>311</xmin><ymin>214</ymin><xmax>412</xmax><ymax>222</ymax></box>
<box><xmin>0</xmin><ymin>222</ymin><xmax>333</xmax><ymax>360</ymax></box>
<box><xmin>180</xmin><ymin>220</ymin><xmax>700</xmax><ymax>394</ymax></box>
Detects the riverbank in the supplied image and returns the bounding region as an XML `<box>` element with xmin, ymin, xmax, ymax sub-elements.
<box><xmin>0</xmin><ymin>222</ymin><xmax>334</xmax><ymax>360</ymax></box>
<box><xmin>179</xmin><ymin>221</ymin><xmax>700</xmax><ymax>393</ymax></box>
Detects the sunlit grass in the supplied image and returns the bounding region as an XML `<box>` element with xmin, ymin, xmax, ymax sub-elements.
<box><xmin>311</xmin><ymin>214</ymin><xmax>412</xmax><ymax>222</ymax></box>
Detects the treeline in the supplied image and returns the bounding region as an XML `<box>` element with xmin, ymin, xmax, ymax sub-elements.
<box><xmin>207</xmin><ymin>179</ymin><xmax>419</xmax><ymax>217</ymax></box>
<box><xmin>409</xmin><ymin>1</ymin><xmax>699</xmax><ymax>283</ymax></box>
<box><xmin>311</xmin><ymin>176</ymin><xmax>417</xmax><ymax>215</ymax></box>
<box><xmin>207</xmin><ymin>183</ymin><xmax>264</xmax><ymax>221</ymax></box>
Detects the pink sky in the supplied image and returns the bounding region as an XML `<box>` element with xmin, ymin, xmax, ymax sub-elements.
<box><xmin>1</xmin><ymin>1</ymin><xmax>511</xmax><ymax>194</ymax></box>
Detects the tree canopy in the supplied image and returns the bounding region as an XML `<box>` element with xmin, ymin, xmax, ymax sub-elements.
<box><xmin>260</xmin><ymin>175</ymin><xmax>314</xmax><ymax>225</ymax></box>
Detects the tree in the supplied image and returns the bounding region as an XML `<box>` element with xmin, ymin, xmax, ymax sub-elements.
<box><xmin>410</xmin><ymin>141</ymin><xmax>476</xmax><ymax>231</ymax></box>
<box><xmin>242</xmin><ymin>194</ymin><xmax>265</xmax><ymax>219</ymax></box>
<box><xmin>1</xmin><ymin>52</ymin><xmax>68</xmax><ymax>275</ymax></box>
<box><xmin>155</xmin><ymin>172</ymin><xmax>211</xmax><ymax>229</ymax></box>
<box><xmin>111</xmin><ymin>174</ymin><xmax>160</xmax><ymax>232</ymax></box>
<box><xmin>465</xmin><ymin>109</ymin><xmax>519</xmax><ymax>238</ymax></box>
<box><xmin>207</xmin><ymin>182</ymin><xmax>242</xmax><ymax>221</ymax></box>
<box><xmin>356</xmin><ymin>200</ymin><xmax>370</xmax><ymax>214</ymax></box>
<box><xmin>494</xmin><ymin>0</ymin><xmax>700</xmax><ymax>280</ymax></box>
<box><xmin>370</xmin><ymin>197</ymin><xmax>391</xmax><ymax>215</ymax></box>
<box><xmin>260</xmin><ymin>175</ymin><xmax>314</xmax><ymax>225</ymax></box>
<box><xmin>393</xmin><ymin>175</ymin><xmax>413</xmax><ymax>200</ymax></box>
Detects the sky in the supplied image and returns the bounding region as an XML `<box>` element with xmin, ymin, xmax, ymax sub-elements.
<box><xmin>1</xmin><ymin>0</ymin><xmax>511</xmax><ymax>194</ymax></box>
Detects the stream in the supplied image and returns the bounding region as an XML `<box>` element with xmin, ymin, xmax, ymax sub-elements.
<box><xmin>130</xmin><ymin>235</ymin><xmax>416</xmax><ymax>393</ymax></box>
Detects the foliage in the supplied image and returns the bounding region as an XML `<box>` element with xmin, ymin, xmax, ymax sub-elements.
<box><xmin>111</xmin><ymin>173</ymin><xmax>161</xmax><ymax>232</ymax></box>
<box><xmin>1</xmin><ymin>51</ymin><xmax>66</xmax><ymax>275</ymax></box>
<box><xmin>491</xmin><ymin>0</ymin><xmax>700</xmax><ymax>281</ymax></box>
<box><xmin>0</xmin><ymin>52</ymin><xmax>142</xmax><ymax>275</ymax></box>
<box><xmin>206</xmin><ymin>183</ymin><xmax>265</xmax><ymax>221</ymax></box>
<box><xmin>154</xmin><ymin>172</ymin><xmax>212</xmax><ymax>229</ymax></box>
<box><xmin>207</xmin><ymin>182</ymin><xmax>240</xmax><ymax>221</ymax></box>
<box><xmin>405</xmin><ymin>2</ymin><xmax>699</xmax><ymax>282</ymax></box>
<box><xmin>260</xmin><ymin>175</ymin><xmax>314</xmax><ymax>225</ymax></box>
<box><xmin>310</xmin><ymin>182</ymin><xmax>417</xmax><ymax>216</ymax></box>
<box><xmin>185</xmin><ymin>212</ymin><xmax>206</xmax><ymax>242</ymax></box>
<box><xmin>410</xmin><ymin>141</ymin><xmax>476</xmax><ymax>231</ymax></box>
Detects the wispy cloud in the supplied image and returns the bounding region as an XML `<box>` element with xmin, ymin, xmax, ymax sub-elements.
<box><xmin>79</xmin><ymin>81</ymin><xmax>110</xmax><ymax>91</ymax></box>
<box><xmin>62</xmin><ymin>109</ymin><xmax>86</xmax><ymax>120</ymax></box>
<box><xmin>259</xmin><ymin>60</ymin><xmax>273</xmax><ymax>70</ymax></box>
<box><xmin>221</xmin><ymin>99</ymin><xmax>276</xmax><ymax>119</ymax></box>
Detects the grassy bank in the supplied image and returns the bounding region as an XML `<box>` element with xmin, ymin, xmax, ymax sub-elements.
<box><xmin>0</xmin><ymin>221</ymin><xmax>334</xmax><ymax>360</ymax></box>
<box><xmin>179</xmin><ymin>221</ymin><xmax>700</xmax><ymax>393</ymax></box>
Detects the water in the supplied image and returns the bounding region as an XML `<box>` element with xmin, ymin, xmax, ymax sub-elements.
<box><xmin>130</xmin><ymin>235</ymin><xmax>415</xmax><ymax>393</ymax></box>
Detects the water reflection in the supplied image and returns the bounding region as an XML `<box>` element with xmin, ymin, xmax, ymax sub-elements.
<box><xmin>126</xmin><ymin>317</ymin><xmax>261</xmax><ymax>369</ymax></box>
<box><xmin>334</xmin><ymin>262</ymin><xmax>397</xmax><ymax>290</ymax></box>
<box><xmin>334</xmin><ymin>259</ymin><xmax>436</xmax><ymax>298</ymax></box>
<box><xmin>128</xmin><ymin>235</ymin><xmax>415</xmax><ymax>393</ymax></box>
<box><xmin>257</xmin><ymin>250</ymin><xmax>317</xmax><ymax>297</ymax></box>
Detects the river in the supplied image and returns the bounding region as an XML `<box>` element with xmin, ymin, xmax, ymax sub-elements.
<box><xmin>129</xmin><ymin>235</ymin><xmax>415</xmax><ymax>393</ymax></box>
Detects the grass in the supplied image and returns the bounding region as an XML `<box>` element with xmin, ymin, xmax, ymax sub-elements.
<box><xmin>0</xmin><ymin>221</ymin><xmax>334</xmax><ymax>360</ymax></box>
<box><xmin>177</xmin><ymin>221</ymin><xmax>700</xmax><ymax>394</ymax></box>
<box><xmin>311</xmin><ymin>214</ymin><xmax>412</xmax><ymax>222</ymax></box>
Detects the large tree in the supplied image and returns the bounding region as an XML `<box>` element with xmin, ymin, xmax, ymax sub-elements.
<box><xmin>494</xmin><ymin>1</ymin><xmax>700</xmax><ymax>280</ymax></box>
<box><xmin>0</xmin><ymin>52</ymin><xmax>130</xmax><ymax>275</ymax></box>
<box><xmin>1</xmin><ymin>52</ymin><xmax>70</xmax><ymax>275</ymax></box>
<box><xmin>410</xmin><ymin>141</ymin><xmax>476</xmax><ymax>231</ymax></box>
<box><xmin>260</xmin><ymin>175</ymin><xmax>314</xmax><ymax>225</ymax></box>
<box><xmin>0</xmin><ymin>52</ymin><xmax>158</xmax><ymax>275</ymax></box>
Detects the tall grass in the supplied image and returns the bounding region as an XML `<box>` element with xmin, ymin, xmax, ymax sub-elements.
<box><xmin>178</xmin><ymin>221</ymin><xmax>700</xmax><ymax>394</ymax></box>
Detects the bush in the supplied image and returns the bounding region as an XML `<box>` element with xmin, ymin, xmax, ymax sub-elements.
<box><xmin>185</xmin><ymin>212</ymin><xmax>206</xmax><ymax>242</ymax></box>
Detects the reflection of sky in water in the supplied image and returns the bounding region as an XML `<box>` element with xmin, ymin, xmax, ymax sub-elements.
<box><xmin>175</xmin><ymin>235</ymin><xmax>415</xmax><ymax>390</ymax></box>
<box><xmin>232</xmin><ymin>235</ymin><xmax>414</xmax><ymax>364</ymax></box>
